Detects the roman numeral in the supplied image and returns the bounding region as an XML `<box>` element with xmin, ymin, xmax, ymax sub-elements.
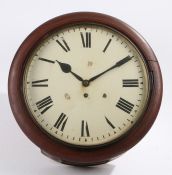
<box><xmin>80</xmin><ymin>32</ymin><xmax>91</xmax><ymax>48</ymax></box>
<box><xmin>36</xmin><ymin>96</ymin><xmax>53</xmax><ymax>114</ymax></box>
<box><xmin>123</xmin><ymin>79</ymin><xmax>139</xmax><ymax>87</ymax></box>
<box><xmin>103</xmin><ymin>39</ymin><xmax>112</xmax><ymax>52</ymax></box>
<box><xmin>81</xmin><ymin>120</ymin><xmax>90</xmax><ymax>137</ymax></box>
<box><xmin>105</xmin><ymin>117</ymin><xmax>115</xmax><ymax>129</ymax></box>
<box><xmin>116</xmin><ymin>97</ymin><xmax>134</xmax><ymax>114</ymax></box>
<box><xmin>32</xmin><ymin>79</ymin><xmax>48</xmax><ymax>87</ymax></box>
<box><xmin>56</xmin><ymin>38</ymin><xmax>70</xmax><ymax>52</ymax></box>
<box><xmin>39</xmin><ymin>57</ymin><xmax>55</xmax><ymax>63</ymax></box>
<box><xmin>54</xmin><ymin>113</ymin><xmax>68</xmax><ymax>132</ymax></box>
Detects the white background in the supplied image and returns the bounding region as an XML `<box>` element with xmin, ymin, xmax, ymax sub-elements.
<box><xmin>0</xmin><ymin>0</ymin><xmax>171</xmax><ymax>174</ymax></box>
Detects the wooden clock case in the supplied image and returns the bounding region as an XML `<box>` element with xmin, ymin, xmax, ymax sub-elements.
<box><xmin>8</xmin><ymin>12</ymin><xmax>162</xmax><ymax>166</ymax></box>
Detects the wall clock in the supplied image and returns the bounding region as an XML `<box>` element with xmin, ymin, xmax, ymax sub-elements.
<box><xmin>8</xmin><ymin>12</ymin><xmax>162</xmax><ymax>166</ymax></box>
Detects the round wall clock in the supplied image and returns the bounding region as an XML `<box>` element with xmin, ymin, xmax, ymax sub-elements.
<box><xmin>8</xmin><ymin>12</ymin><xmax>162</xmax><ymax>166</ymax></box>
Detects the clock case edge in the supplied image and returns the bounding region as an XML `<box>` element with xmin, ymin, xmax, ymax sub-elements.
<box><xmin>8</xmin><ymin>12</ymin><xmax>163</xmax><ymax>166</ymax></box>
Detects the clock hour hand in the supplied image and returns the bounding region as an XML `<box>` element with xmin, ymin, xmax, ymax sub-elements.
<box><xmin>88</xmin><ymin>55</ymin><xmax>133</xmax><ymax>83</ymax></box>
<box><xmin>56</xmin><ymin>60</ymin><xmax>84</xmax><ymax>82</ymax></box>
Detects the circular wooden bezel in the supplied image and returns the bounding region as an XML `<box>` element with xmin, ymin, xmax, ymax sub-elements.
<box><xmin>8</xmin><ymin>12</ymin><xmax>162</xmax><ymax>166</ymax></box>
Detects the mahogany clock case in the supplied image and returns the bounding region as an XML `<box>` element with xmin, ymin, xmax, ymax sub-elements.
<box><xmin>8</xmin><ymin>12</ymin><xmax>162</xmax><ymax>166</ymax></box>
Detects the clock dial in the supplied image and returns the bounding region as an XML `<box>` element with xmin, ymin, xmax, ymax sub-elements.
<box><xmin>23</xmin><ymin>24</ymin><xmax>150</xmax><ymax>146</ymax></box>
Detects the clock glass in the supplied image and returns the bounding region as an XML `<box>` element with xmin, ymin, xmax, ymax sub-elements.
<box><xmin>23</xmin><ymin>24</ymin><xmax>150</xmax><ymax>146</ymax></box>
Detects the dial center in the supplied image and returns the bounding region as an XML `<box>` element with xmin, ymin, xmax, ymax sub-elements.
<box><xmin>82</xmin><ymin>80</ymin><xmax>90</xmax><ymax>87</ymax></box>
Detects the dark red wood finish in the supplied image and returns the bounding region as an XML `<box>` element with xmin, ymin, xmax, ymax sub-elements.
<box><xmin>8</xmin><ymin>12</ymin><xmax>163</xmax><ymax>166</ymax></box>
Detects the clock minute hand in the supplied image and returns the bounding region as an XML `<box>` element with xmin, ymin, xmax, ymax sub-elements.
<box><xmin>88</xmin><ymin>55</ymin><xmax>133</xmax><ymax>82</ymax></box>
<box><xmin>56</xmin><ymin>60</ymin><xmax>84</xmax><ymax>82</ymax></box>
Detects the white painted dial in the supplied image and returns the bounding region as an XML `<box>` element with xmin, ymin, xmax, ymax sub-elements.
<box><xmin>23</xmin><ymin>24</ymin><xmax>150</xmax><ymax>146</ymax></box>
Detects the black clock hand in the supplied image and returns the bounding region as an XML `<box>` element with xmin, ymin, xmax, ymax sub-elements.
<box><xmin>56</xmin><ymin>60</ymin><xmax>84</xmax><ymax>82</ymax></box>
<box><xmin>88</xmin><ymin>55</ymin><xmax>133</xmax><ymax>82</ymax></box>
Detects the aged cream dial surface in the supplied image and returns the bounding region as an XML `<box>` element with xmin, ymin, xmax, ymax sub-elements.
<box><xmin>23</xmin><ymin>24</ymin><xmax>150</xmax><ymax>146</ymax></box>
